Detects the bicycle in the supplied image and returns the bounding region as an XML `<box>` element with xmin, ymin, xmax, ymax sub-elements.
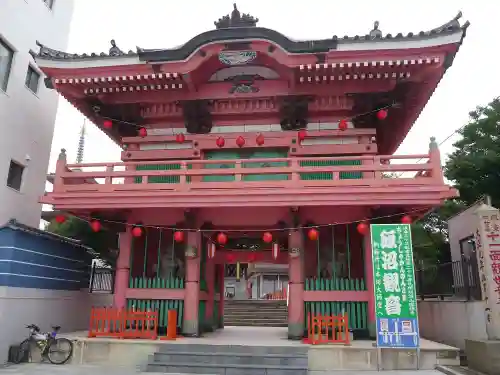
<box><xmin>12</xmin><ymin>324</ymin><xmax>73</xmax><ymax>365</ymax></box>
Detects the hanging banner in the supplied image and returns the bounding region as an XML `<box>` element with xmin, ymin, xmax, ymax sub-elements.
<box><xmin>370</xmin><ymin>224</ymin><xmax>419</xmax><ymax>348</ymax></box>
<box><xmin>272</xmin><ymin>243</ymin><xmax>279</xmax><ymax>260</ymax></box>
<box><xmin>207</xmin><ymin>243</ymin><xmax>216</xmax><ymax>259</ymax></box>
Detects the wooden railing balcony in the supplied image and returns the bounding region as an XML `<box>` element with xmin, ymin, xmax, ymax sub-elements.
<box><xmin>43</xmin><ymin>138</ymin><xmax>457</xmax><ymax>209</ymax></box>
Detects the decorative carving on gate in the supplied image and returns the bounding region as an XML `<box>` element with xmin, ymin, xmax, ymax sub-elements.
<box><xmin>219</xmin><ymin>51</ymin><xmax>257</xmax><ymax>66</ymax></box>
<box><xmin>228</xmin><ymin>75</ymin><xmax>259</xmax><ymax>94</ymax></box>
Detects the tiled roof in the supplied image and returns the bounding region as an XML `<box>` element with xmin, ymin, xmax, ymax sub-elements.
<box><xmin>0</xmin><ymin>219</ymin><xmax>97</xmax><ymax>255</ymax></box>
<box><xmin>31</xmin><ymin>11</ymin><xmax>468</xmax><ymax>62</ymax></box>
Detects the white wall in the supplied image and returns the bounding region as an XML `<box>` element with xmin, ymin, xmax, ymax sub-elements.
<box><xmin>0</xmin><ymin>286</ymin><xmax>112</xmax><ymax>364</ymax></box>
<box><xmin>448</xmin><ymin>202</ymin><xmax>482</xmax><ymax>262</ymax></box>
<box><xmin>0</xmin><ymin>0</ymin><xmax>74</xmax><ymax>227</ymax></box>
<box><xmin>418</xmin><ymin>300</ymin><xmax>487</xmax><ymax>350</ymax></box>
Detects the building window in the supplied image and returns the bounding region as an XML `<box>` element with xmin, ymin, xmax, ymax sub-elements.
<box><xmin>43</xmin><ymin>0</ymin><xmax>55</xmax><ymax>9</ymax></box>
<box><xmin>6</xmin><ymin>160</ymin><xmax>25</xmax><ymax>191</ymax></box>
<box><xmin>25</xmin><ymin>66</ymin><xmax>40</xmax><ymax>93</ymax></box>
<box><xmin>0</xmin><ymin>39</ymin><xmax>14</xmax><ymax>92</ymax></box>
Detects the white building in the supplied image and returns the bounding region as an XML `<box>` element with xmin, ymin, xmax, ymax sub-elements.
<box><xmin>0</xmin><ymin>0</ymin><xmax>74</xmax><ymax>227</ymax></box>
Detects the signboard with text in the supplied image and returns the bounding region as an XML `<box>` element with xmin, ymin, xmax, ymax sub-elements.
<box><xmin>371</xmin><ymin>224</ymin><xmax>420</xmax><ymax>348</ymax></box>
<box><xmin>475</xmin><ymin>206</ymin><xmax>500</xmax><ymax>340</ymax></box>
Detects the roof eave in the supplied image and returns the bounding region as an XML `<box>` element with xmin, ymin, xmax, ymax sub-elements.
<box><xmin>32</xmin><ymin>27</ymin><xmax>468</xmax><ymax>71</ymax></box>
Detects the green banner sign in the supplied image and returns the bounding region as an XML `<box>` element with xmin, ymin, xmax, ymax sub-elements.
<box><xmin>370</xmin><ymin>224</ymin><xmax>419</xmax><ymax>348</ymax></box>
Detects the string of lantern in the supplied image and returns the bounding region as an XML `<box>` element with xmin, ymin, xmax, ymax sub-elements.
<box><xmin>100</xmin><ymin>103</ymin><xmax>395</xmax><ymax>146</ymax></box>
<box><xmin>54</xmin><ymin>207</ymin><xmax>415</xmax><ymax>262</ymax></box>
<box><xmin>53</xmin><ymin>206</ymin><xmax>417</xmax><ymax>240</ymax></box>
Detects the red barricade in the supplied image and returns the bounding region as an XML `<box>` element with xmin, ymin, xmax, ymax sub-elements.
<box><xmin>304</xmin><ymin>313</ymin><xmax>350</xmax><ymax>345</ymax></box>
<box><xmin>265</xmin><ymin>289</ymin><xmax>287</xmax><ymax>300</ymax></box>
<box><xmin>160</xmin><ymin>309</ymin><xmax>178</xmax><ymax>341</ymax></box>
<box><xmin>88</xmin><ymin>307</ymin><xmax>158</xmax><ymax>340</ymax></box>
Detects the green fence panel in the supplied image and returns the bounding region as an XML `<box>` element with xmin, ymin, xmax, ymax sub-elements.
<box><xmin>304</xmin><ymin>277</ymin><xmax>368</xmax><ymax>331</ymax></box>
<box><xmin>202</xmin><ymin>151</ymin><xmax>239</xmax><ymax>182</ymax></box>
<box><xmin>129</xmin><ymin>276</ymin><xmax>185</xmax><ymax>289</ymax></box>
<box><xmin>135</xmin><ymin>163</ymin><xmax>182</xmax><ymax>184</ymax></box>
<box><xmin>305</xmin><ymin>277</ymin><xmax>366</xmax><ymax>291</ymax></box>
<box><xmin>198</xmin><ymin>300</ymin><xmax>207</xmax><ymax>333</ymax></box>
<box><xmin>127</xmin><ymin>298</ymin><xmax>184</xmax><ymax>329</ymax></box>
<box><xmin>299</xmin><ymin>159</ymin><xmax>362</xmax><ymax>180</ymax></box>
<box><xmin>304</xmin><ymin>301</ymin><xmax>368</xmax><ymax>330</ymax></box>
<box><xmin>242</xmin><ymin>150</ymin><xmax>288</xmax><ymax>181</ymax></box>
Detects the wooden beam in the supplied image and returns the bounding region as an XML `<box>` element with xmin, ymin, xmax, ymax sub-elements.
<box><xmin>96</xmin><ymin>80</ymin><xmax>397</xmax><ymax>105</ymax></box>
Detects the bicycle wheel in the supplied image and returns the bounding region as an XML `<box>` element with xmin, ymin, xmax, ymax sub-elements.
<box><xmin>12</xmin><ymin>339</ymin><xmax>30</xmax><ymax>364</ymax></box>
<box><xmin>46</xmin><ymin>337</ymin><xmax>73</xmax><ymax>365</ymax></box>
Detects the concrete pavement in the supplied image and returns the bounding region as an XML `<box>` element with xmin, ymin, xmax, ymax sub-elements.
<box><xmin>1</xmin><ymin>363</ymin><xmax>448</xmax><ymax>375</ymax></box>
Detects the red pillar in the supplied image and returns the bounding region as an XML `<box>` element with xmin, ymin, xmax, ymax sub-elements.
<box><xmin>182</xmin><ymin>231</ymin><xmax>200</xmax><ymax>337</ymax></box>
<box><xmin>113</xmin><ymin>227</ymin><xmax>132</xmax><ymax>309</ymax></box>
<box><xmin>364</xmin><ymin>227</ymin><xmax>376</xmax><ymax>338</ymax></box>
<box><xmin>288</xmin><ymin>230</ymin><xmax>304</xmax><ymax>339</ymax></box>
<box><xmin>205</xmin><ymin>254</ymin><xmax>215</xmax><ymax>331</ymax></box>
<box><xmin>218</xmin><ymin>263</ymin><xmax>225</xmax><ymax>328</ymax></box>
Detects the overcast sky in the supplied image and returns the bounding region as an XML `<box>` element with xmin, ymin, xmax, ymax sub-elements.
<box><xmin>46</xmin><ymin>0</ymin><xmax>499</xmax><ymax>171</ymax></box>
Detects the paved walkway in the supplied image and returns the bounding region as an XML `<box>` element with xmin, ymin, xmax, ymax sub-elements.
<box><xmin>2</xmin><ymin>363</ymin><xmax>447</xmax><ymax>375</ymax></box>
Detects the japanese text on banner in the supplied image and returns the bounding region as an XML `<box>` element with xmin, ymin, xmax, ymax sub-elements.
<box><xmin>371</xmin><ymin>224</ymin><xmax>417</xmax><ymax>319</ymax></box>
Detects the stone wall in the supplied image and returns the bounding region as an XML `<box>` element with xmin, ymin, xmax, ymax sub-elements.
<box><xmin>0</xmin><ymin>287</ymin><xmax>112</xmax><ymax>364</ymax></box>
<box><xmin>418</xmin><ymin>299</ymin><xmax>487</xmax><ymax>350</ymax></box>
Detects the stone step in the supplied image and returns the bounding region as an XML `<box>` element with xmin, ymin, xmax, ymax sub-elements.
<box><xmin>224</xmin><ymin>321</ymin><xmax>288</xmax><ymax>327</ymax></box>
<box><xmin>224</xmin><ymin>308</ymin><xmax>288</xmax><ymax>313</ymax></box>
<box><xmin>225</xmin><ymin>301</ymin><xmax>287</xmax><ymax>306</ymax></box>
<box><xmin>224</xmin><ymin>305</ymin><xmax>287</xmax><ymax>310</ymax></box>
<box><xmin>224</xmin><ymin>311</ymin><xmax>287</xmax><ymax>316</ymax></box>
<box><xmin>152</xmin><ymin>351</ymin><xmax>308</xmax><ymax>367</ymax></box>
<box><xmin>146</xmin><ymin>344</ymin><xmax>308</xmax><ymax>374</ymax></box>
<box><xmin>146</xmin><ymin>362</ymin><xmax>307</xmax><ymax>375</ymax></box>
<box><xmin>224</xmin><ymin>316</ymin><xmax>288</xmax><ymax>322</ymax></box>
<box><xmin>156</xmin><ymin>343</ymin><xmax>308</xmax><ymax>356</ymax></box>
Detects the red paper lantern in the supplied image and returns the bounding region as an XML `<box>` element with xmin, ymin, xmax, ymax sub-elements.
<box><xmin>226</xmin><ymin>254</ymin><xmax>235</xmax><ymax>263</ymax></box>
<box><xmin>263</xmin><ymin>232</ymin><xmax>273</xmax><ymax>243</ymax></box>
<box><xmin>217</xmin><ymin>232</ymin><xmax>228</xmax><ymax>245</ymax></box>
<box><xmin>175</xmin><ymin>133</ymin><xmax>185</xmax><ymax>143</ymax></box>
<box><xmin>298</xmin><ymin>129</ymin><xmax>307</xmax><ymax>142</ymax></box>
<box><xmin>132</xmin><ymin>226</ymin><xmax>143</xmax><ymax>237</ymax></box>
<box><xmin>236</xmin><ymin>136</ymin><xmax>245</xmax><ymax>148</ymax></box>
<box><xmin>207</xmin><ymin>243</ymin><xmax>216</xmax><ymax>259</ymax></box>
<box><xmin>55</xmin><ymin>215</ymin><xmax>66</xmax><ymax>224</ymax></box>
<box><xmin>103</xmin><ymin>120</ymin><xmax>113</xmax><ymax>129</ymax></box>
<box><xmin>308</xmin><ymin>228</ymin><xmax>319</xmax><ymax>241</ymax></box>
<box><xmin>338</xmin><ymin>119</ymin><xmax>348</xmax><ymax>131</ymax></box>
<box><xmin>272</xmin><ymin>242</ymin><xmax>279</xmax><ymax>260</ymax></box>
<box><xmin>401</xmin><ymin>215</ymin><xmax>413</xmax><ymax>224</ymax></box>
<box><xmin>138</xmin><ymin>127</ymin><xmax>147</xmax><ymax>137</ymax></box>
<box><xmin>90</xmin><ymin>220</ymin><xmax>101</xmax><ymax>232</ymax></box>
<box><xmin>216</xmin><ymin>137</ymin><xmax>225</xmax><ymax>148</ymax></box>
<box><xmin>377</xmin><ymin>109</ymin><xmax>388</xmax><ymax>120</ymax></box>
<box><xmin>357</xmin><ymin>222</ymin><xmax>369</xmax><ymax>236</ymax></box>
<box><xmin>256</xmin><ymin>133</ymin><xmax>265</xmax><ymax>146</ymax></box>
<box><xmin>174</xmin><ymin>231</ymin><xmax>184</xmax><ymax>243</ymax></box>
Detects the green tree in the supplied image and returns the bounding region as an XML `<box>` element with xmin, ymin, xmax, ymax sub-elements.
<box><xmin>412</xmin><ymin>199</ymin><xmax>466</xmax><ymax>266</ymax></box>
<box><xmin>46</xmin><ymin>216</ymin><xmax>118</xmax><ymax>266</ymax></box>
<box><xmin>445</xmin><ymin>97</ymin><xmax>500</xmax><ymax>207</ymax></box>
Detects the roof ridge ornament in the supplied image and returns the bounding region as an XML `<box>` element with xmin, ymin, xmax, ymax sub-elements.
<box><xmin>32</xmin><ymin>41</ymin><xmax>77</xmax><ymax>60</ymax></box>
<box><xmin>369</xmin><ymin>21</ymin><xmax>382</xmax><ymax>40</ymax></box>
<box><xmin>214</xmin><ymin>3</ymin><xmax>259</xmax><ymax>29</ymax></box>
<box><xmin>109</xmin><ymin>39</ymin><xmax>125</xmax><ymax>56</ymax></box>
<box><xmin>430</xmin><ymin>11</ymin><xmax>463</xmax><ymax>33</ymax></box>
